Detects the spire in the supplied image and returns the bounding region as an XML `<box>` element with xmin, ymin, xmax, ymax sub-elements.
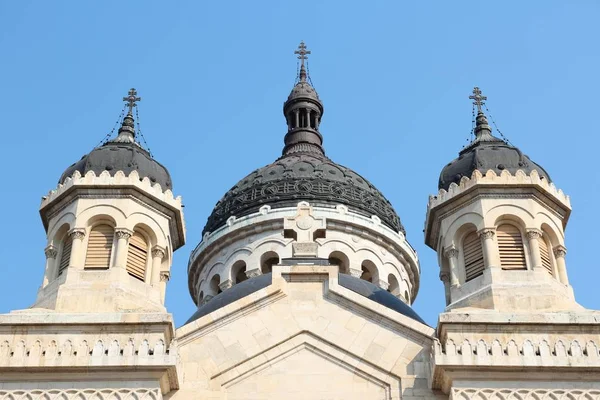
<box><xmin>468</xmin><ymin>86</ymin><xmax>498</xmax><ymax>143</ymax></box>
<box><xmin>282</xmin><ymin>42</ymin><xmax>325</xmax><ymax>157</ymax></box>
<box><xmin>113</xmin><ymin>88</ymin><xmax>141</xmax><ymax>144</ymax></box>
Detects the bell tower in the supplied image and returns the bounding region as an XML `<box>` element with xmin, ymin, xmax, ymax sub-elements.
<box><xmin>425</xmin><ymin>87</ymin><xmax>577</xmax><ymax>312</ymax></box>
<box><xmin>35</xmin><ymin>89</ymin><xmax>186</xmax><ymax>313</ymax></box>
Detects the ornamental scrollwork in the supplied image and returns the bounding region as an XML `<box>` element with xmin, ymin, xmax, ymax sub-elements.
<box><xmin>44</xmin><ymin>245</ymin><xmax>58</xmax><ymax>259</ymax></box>
<box><xmin>444</xmin><ymin>247</ymin><xmax>459</xmax><ymax>260</ymax></box>
<box><xmin>68</xmin><ymin>228</ymin><xmax>86</xmax><ymax>240</ymax></box>
<box><xmin>115</xmin><ymin>228</ymin><xmax>133</xmax><ymax>240</ymax></box>
<box><xmin>151</xmin><ymin>246</ymin><xmax>166</xmax><ymax>259</ymax></box>
<box><xmin>159</xmin><ymin>271</ymin><xmax>171</xmax><ymax>282</ymax></box>
<box><xmin>553</xmin><ymin>245</ymin><xmax>567</xmax><ymax>258</ymax></box>
<box><xmin>478</xmin><ymin>228</ymin><xmax>495</xmax><ymax>240</ymax></box>
<box><xmin>526</xmin><ymin>229</ymin><xmax>543</xmax><ymax>240</ymax></box>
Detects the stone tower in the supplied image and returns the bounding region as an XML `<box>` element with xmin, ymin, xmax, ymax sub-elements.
<box><xmin>35</xmin><ymin>89</ymin><xmax>186</xmax><ymax>313</ymax></box>
<box><xmin>424</xmin><ymin>87</ymin><xmax>575</xmax><ymax>312</ymax></box>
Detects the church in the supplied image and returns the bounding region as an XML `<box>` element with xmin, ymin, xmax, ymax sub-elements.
<box><xmin>0</xmin><ymin>42</ymin><xmax>598</xmax><ymax>400</ymax></box>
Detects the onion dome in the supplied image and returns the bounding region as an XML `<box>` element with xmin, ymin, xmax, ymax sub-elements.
<box><xmin>203</xmin><ymin>42</ymin><xmax>403</xmax><ymax>235</ymax></box>
<box><xmin>438</xmin><ymin>87</ymin><xmax>551</xmax><ymax>191</ymax></box>
<box><xmin>59</xmin><ymin>89</ymin><xmax>173</xmax><ymax>190</ymax></box>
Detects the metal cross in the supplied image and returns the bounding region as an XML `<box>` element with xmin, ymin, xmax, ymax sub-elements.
<box><xmin>469</xmin><ymin>87</ymin><xmax>487</xmax><ymax>112</ymax></box>
<box><xmin>123</xmin><ymin>88</ymin><xmax>141</xmax><ymax>114</ymax></box>
<box><xmin>294</xmin><ymin>41</ymin><xmax>311</xmax><ymax>68</ymax></box>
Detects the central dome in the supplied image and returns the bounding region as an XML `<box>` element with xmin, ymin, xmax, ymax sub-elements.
<box><xmin>203</xmin><ymin>43</ymin><xmax>403</xmax><ymax>235</ymax></box>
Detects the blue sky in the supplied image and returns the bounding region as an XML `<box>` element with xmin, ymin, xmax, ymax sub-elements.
<box><xmin>1</xmin><ymin>1</ymin><xmax>599</xmax><ymax>327</ymax></box>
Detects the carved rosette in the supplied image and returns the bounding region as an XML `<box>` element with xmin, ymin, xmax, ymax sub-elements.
<box><xmin>44</xmin><ymin>245</ymin><xmax>58</xmax><ymax>259</ymax></box>
<box><xmin>553</xmin><ymin>244</ymin><xmax>567</xmax><ymax>259</ymax></box>
<box><xmin>68</xmin><ymin>228</ymin><xmax>86</xmax><ymax>241</ymax></box>
<box><xmin>526</xmin><ymin>228</ymin><xmax>543</xmax><ymax>240</ymax></box>
<box><xmin>478</xmin><ymin>228</ymin><xmax>495</xmax><ymax>240</ymax></box>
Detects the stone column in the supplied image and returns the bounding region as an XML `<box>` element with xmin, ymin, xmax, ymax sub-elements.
<box><xmin>294</xmin><ymin>109</ymin><xmax>299</xmax><ymax>128</ymax></box>
<box><xmin>150</xmin><ymin>246</ymin><xmax>165</xmax><ymax>286</ymax></box>
<box><xmin>43</xmin><ymin>245</ymin><xmax>58</xmax><ymax>287</ymax></box>
<box><xmin>478</xmin><ymin>228</ymin><xmax>498</xmax><ymax>269</ymax></box>
<box><xmin>444</xmin><ymin>247</ymin><xmax>459</xmax><ymax>286</ymax></box>
<box><xmin>306</xmin><ymin>109</ymin><xmax>311</xmax><ymax>128</ymax></box>
<box><xmin>68</xmin><ymin>228</ymin><xmax>86</xmax><ymax>269</ymax></box>
<box><xmin>159</xmin><ymin>271</ymin><xmax>170</xmax><ymax>304</ymax></box>
<box><xmin>526</xmin><ymin>229</ymin><xmax>544</xmax><ymax>271</ymax></box>
<box><xmin>439</xmin><ymin>271</ymin><xmax>451</xmax><ymax>306</ymax></box>
<box><xmin>114</xmin><ymin>228</ymin><xmax>133</xmax><ymax>270</ymax></box>
<box><xmin>553</xmin><ymin>245</ymin><xmax>569</xmax><ymax>284</ymax></box>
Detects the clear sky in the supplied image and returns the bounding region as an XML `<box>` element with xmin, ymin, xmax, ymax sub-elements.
<box><xmin>1</xmin><ymin>1</ymin><xmax>599</xmax><ymax>327</ymax></box>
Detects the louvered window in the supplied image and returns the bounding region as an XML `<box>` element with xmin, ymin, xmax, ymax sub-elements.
<box><xmin>127</xmin><ymin>231</ymin><xmax>148</xmax><ymax>281</ymax></box>
<box><xmin>539</xmin><ymin>236</ymin><xmax>553</xmax><ymax>275</ymax></box>
<box><xmin>497</xmin><ymin>224</ymin><xmax>526</xmax><ymax>270</ymax></box>
<box><xmin>58</xmin><ymin>235</ymin><xmax>72</xmax><ymax>275</ymax></box>
<box><xmin>85</xmin><ymin>224</ymin><xmax>113</xmax><ymax>269</ymax></box>
<box><xmin>463</xmin><ymin>231</ymin><xmax>484</xmax><ymax>281</ymax></box>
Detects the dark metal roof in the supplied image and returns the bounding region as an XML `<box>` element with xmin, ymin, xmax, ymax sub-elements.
<box><xmin>202</xmin><ymin>42</ymin><xmax>403</xmax><ymax>235</ymax></box>
<box><xmin>183</xmin><ymin>273</ymin><xmax>426</xmax><ymax>326</ymax></box>
<box><xmin>438</xmin><ymin>112</ymin><xmax>551</xmax><ymax>190</ymax></box>
<box><xmin>59</xmin><ymin>113</ymin><xmax>173</xmax><ymax>190</ymax></box>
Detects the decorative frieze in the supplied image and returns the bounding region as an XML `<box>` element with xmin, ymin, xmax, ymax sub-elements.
<box><xmin>0</xmin><ymin>389</ymin><xmax>162</xmax><ymax>400</ymax></box>
<box><xmin>451</xmin><ymin>388</ymin><xmax>600</xmax><ymax>400</ymax></box>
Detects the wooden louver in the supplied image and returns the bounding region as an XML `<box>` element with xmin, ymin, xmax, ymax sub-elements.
<box><xmin>463</xmin><ymin>231</ymin><xmax>485</xmax><ymax>281</ymax></box>
<box><xmin>84</xmin><ymin>224</ymin><xmax>114</xmax><ymax>269</ymax></box>
<box><xmin>497</xmin><ymin>224</ymin><xmax>526</xmax><ymax>270</ymax></box>
<box><xmin>126</xmin><ymin>231</ymin><xmax>148</xmax><ymax>281</ymax></box>
<box><xmin>539</xmin><ymin>236</ymin><xmax>553</xmax><ymax>275</ymax></box>
<box><xmin>58</xmin><ymin>235</ymin><xmax>73</xmax><ymax>275</ymax></box>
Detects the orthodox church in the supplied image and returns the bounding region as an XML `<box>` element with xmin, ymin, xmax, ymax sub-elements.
<box><xmin>0</xmin><ymin>42</ymin><xmax>598</xmax><ymax>400</ymax></box>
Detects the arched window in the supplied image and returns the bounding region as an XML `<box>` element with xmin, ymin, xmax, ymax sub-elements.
<box><xmin>85</xmin><ymin>224</ymin><xmax>114</xmax><ymax>269</ymax></box>
<box><xmin>360</xmin><ymin>260</ymin><xmax>378</xmax><ymax>284</ymax></box>
<box><xmin>127</xmin><ymin>231</ymin><xmax>148</xmax><ymax>281</ymax></box>
<box><xmin>497</xmin><ymin>224</ymin><xmax>526</xmax><ymax>270</ymax></box>
<box><xmin>58</xmin><ymin>233</ymin><xmax>73</xmax><ymax>276</ymax></box>
<box><xmin>260</xmin><ymin>252</ymin><xmax>279</xmax><ymax>274</ymax></box>
<box><xmin>328</xmin><ymin>251</ymin><xmax>349</xmax><ymax>274</ymax></box>
<box><xmin>539</xmin><ymin>235</ymin><xmax>553</xmax><ymax>276</ymax></box>
<box><xmin>232</xmin><ymin>261</ymin><xmax>248</xmax><ymax>284</ymax></box>
<box><xmin>463</xmin><ymin>231</ymin><xmax>484</xmax><ymax>281</ymax></box>
<box><xmin>209</xmin><ymin>275</ymin><xmax>221</xmax><ymax>296</ymax></box>
<box><xmin>387</xmin><ymin>274</ymin><xmax>400</xmax><ymax>296</ymax></box>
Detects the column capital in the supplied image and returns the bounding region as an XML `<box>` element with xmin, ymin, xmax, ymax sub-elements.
<box><xmin>159</xmin><ymin>271</ymin><xmax>171</xmax><ymax>282</ymax></box>
<box><xmin>526</xmin><ymin>228</ymin><xmax>543</xmax><ymax>240</ymax></box>
<box><xmin>444</xmin><ymin>246</ymin><xmax>459</xmax><ymax>259</ymax></box>
<box><xmin>245</xmin><ymin>268</ymin><xmax>262</xmax><ymax>279</ymax></box>
<box><xmin>478</xmin><ymin>228</ymin><xmax>496</xmax><ymax>240</ymax></box>
<box><xmin>44</xmin><ymin>244</ymin><xmax>58</xmax><ymax>259</ymax></box>
<box><xmin>378</xmin><ymin>280</ymin><xmax>389</xmax><ymax>291</ymax></box>
<box><xmin>68</xmin><ymin>228</ymin><xmax>86</xmax><ymax>240</ymax></box>
<box><xmin>115</xmin><ymin>228</ymin><xmax>134</xmax><ymax>240</ymax></box>
<box><xmin>349</xmin><ymin>268</ymin><xmax>362</xmax><ymax>278</ymax></box>
<box><xmin>439</xmin><ymin>271</ymin><xmax>450</xmax><ymax>283</ymax></box>
<box><xmin>151</xmin><ymin>245</ymin><xmax>166</xmax><ymax>259</ymax></box>
<box><xmin>553</xmin><ymin>245</ymin><xmax>567</xmax><ymax>258</ymax></box>
<box><xmin>219</xmin><ymin>279</ymin><xmax>233</xmax><ymax>291</ymax></box>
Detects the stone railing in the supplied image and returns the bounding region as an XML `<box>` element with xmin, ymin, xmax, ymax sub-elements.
<box><xmin>0</xmin><ymin>337</ymin><xmax>173</xmax><ymax>367</ymax></box>
<box><xmin>451</xmin><ymin>388</ymin><xmax>600</xmax><ymax>400</ymax></box>
<box><xmin>41</xmin><ymin>170</ymin><xmax>183</xmax><ymax>209</ymax></box>
<box><xmin>434</xmin><ymin>337</ymin><xmax>600</xmax><ymax>365</ymax></box>
<box><xmin>427</xmin><ymin>169</ymin><xmax>571</xmax><ymax>210</ymax></box>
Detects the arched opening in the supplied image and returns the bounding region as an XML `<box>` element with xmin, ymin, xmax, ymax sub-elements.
<box><xmin>209</xmin><ymin>275</ymin><xmax>221</xmax><ymax>296</ymax></box>
<box><xmin>232</xmin><ymin>260</ymin><xmax>248</xmax><ymax>284</ymax></box>
<box><xmin>497</xmin><ymin>224</ymin><xmax>526</xmax><ymax>270</ymax></box>
<box><xmin>85</xmin><ymin>224</ymin><xmax>114</xmax><ymax>269</ymax></box>
<box><xmin>57</xmin><ymin>230</ymin><xmax>73</xmax><ymax>277</ymax></box>
<box><xmin>127</xmin><ymin>230</ymin><xmax>148</xmax><ymax>281</ymax></box>
<box><xmin>404</xmin><ymin>290</ymin><xmax>410</xmax><ymax>304</ymax></box>
<box><xmin>328</xmin><ymin>251</ymin><xmax>350</xmax><ymax>274</ymax></box>
<box><xmin>360</xmin><ymin>260</ymin><xmax>378</xmax><ymax>284</ymax></box>
<box><xmin>463</xmin><ymin>231</ymin><xmax>484</xmax><ymax>281</ymax></box>
<box><xmin>198</xmin><ymin>291</ymin><xmax>204</xmax><ymax>304</ymax></box>
<box><xmin>260</xmin><ymin>252</ymin><xmax>279</xmax><ymax>274</ymax></box>
<box><xmin>387</xmin><ymin>274</ymin><xmax>400</xmax><ymax>296</ymax></box>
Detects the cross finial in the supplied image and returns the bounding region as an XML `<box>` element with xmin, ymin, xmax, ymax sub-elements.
<box><xmin>469</xmin><ymin>86</ymin><xmax>487</xmax><ymax>113</ymax></box>
<box><xmin>294</xmin><ymin>41</ymin><xmax>311</xmax><ymax>68</ymax></box>
<box><xmin>123</xmin><ymin>88</ymin><xmax>141</xmax><ymax>114</ymax></box>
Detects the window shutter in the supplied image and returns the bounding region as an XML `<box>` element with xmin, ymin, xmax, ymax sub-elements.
<box><xmin>463</xmin><ymin>231</ymin><xmax>484</xmax><ymax>281</ymax></box>
<box><xmin>85</xmin><ymin>224</ymin><xmax>113</xmax><ymax>269</ymax></box>
<box><xmin>539</xmin><ymin>236</ymin><xmax>553</xmax><ymax>275</ymax></box>
<box><xmin>127</xmin><ymin>231</ymin><xmax>148</xmax><ymax>281</ymax></box>
<box><xmin>58</xmin><ymin>235</ymin><xmax>73</xmax><ymax>275</ymax></box>
<box><xmin>497</xmin><ymin>224</ymin><xmax>526</xmax><ymax>270</ymax></box>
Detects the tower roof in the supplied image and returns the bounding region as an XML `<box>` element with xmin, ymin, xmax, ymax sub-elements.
<box><xmin>202</xmin><ymin>42</ymin><xmax>404</xmax><ymax>235</ymax></box>
<box><xmin>59</xmin><ymin>89</ymin><xmax>173</xmax><ymax>190</ymax></box>
<box><xmin>438</xmin><ymin>87</ymin><xmax>551</xmax><ymax>190</ymax></box>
